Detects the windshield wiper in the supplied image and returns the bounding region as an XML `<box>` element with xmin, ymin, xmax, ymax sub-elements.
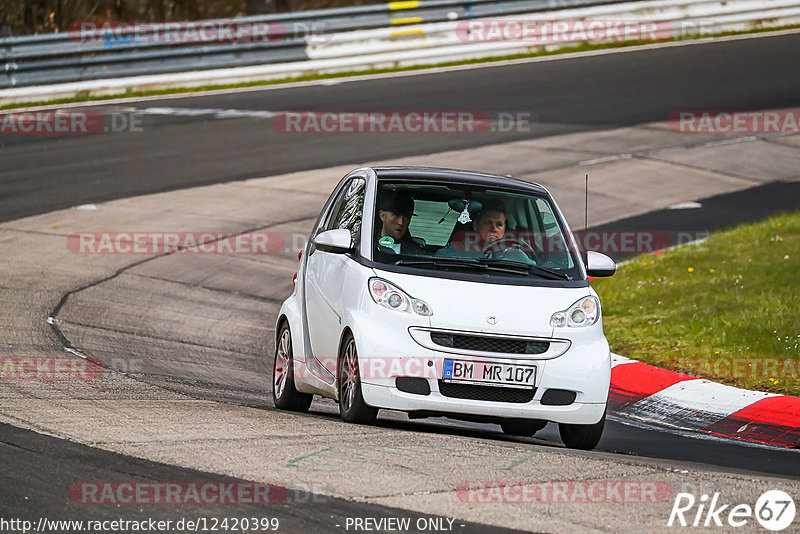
<box><xmin>394</xmin><ymin>258</ymin><xmax>500</xmax><ymax>272</ymax></box>
<box><xmin>480</xmin><ymin>259</ymin><xmax>572</xmax><ymax>280</ymax></box>
<box><xmin>394</xmin><ymin>258</ymin><xmax>571</xmax><ymax>280</ymax></box>
<box><xmin>394</xmin><ymin>258</ymin><xmax>526</xmax><ymax>276</ymax></box>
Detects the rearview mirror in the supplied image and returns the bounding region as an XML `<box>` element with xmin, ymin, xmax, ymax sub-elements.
<box><xmin>313</xmin><ymin>229</ymin><xmax>353</xmax><ymax>253</ymax></box>
<box><xmin>586</xmin><ymin>251</ymin><xmax>616</xmax><ymax>277</ymax></box>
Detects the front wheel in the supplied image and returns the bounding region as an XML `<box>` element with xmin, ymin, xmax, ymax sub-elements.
<box><xmin>558</xmin><ymin>408</ymin><xmax>606</xmax><ymax>450</ymax></box>
<box><xmin>272</xmin><ymin>323</ymin><xmax>313</xmax><ymax>412</ymax></box>
<box><xmin>338</xmin><ymin>333</ymin><xmax>378</xmax><ymax>425</ymax></box>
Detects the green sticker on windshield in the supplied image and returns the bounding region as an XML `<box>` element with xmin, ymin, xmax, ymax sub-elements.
<box><xmin>379</xmin><ymin>236</ymin><xmax>394</xmax><ymax>246</ymax></box>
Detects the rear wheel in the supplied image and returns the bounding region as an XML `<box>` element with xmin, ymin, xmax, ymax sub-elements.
<box><xmin>558</xmin><ymin>408</ymin><xmax>606</xmax><ymax>450</ymax></box>
<box><xmin>338</xmin><ymin>333</ymin><xmax>378</xmax><ymax>424</ymax></box>
<box><xmin>272</xmin><ymin>323</ymin><xmax>313</xmax><ymax>412</ymax></box>
<box><xmin>500</xmin><ymin>420</ymin><xmax>547</xmax><ymax>437</ymax></box>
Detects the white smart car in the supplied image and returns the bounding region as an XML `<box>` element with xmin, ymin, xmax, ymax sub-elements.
<box><xmin>273</xmin><ymin>167</ymin><xmax>616</xmax><ymax>450</ymax></box>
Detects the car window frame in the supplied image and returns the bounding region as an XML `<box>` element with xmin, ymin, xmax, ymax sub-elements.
<box><xmin>327</xmin><ymin>177</ymin><xmax>366</xmax><ymax>240</ymax></box>
<box><xmin>305</xmin><ymin>169</ymin><xmax>374</xmax><ymax>262</ymax></box>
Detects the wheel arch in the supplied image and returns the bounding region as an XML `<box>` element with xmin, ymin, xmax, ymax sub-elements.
<box><xmin>335</xmin><ymin>326</ymin><xmax>355</xmax><ymax>389</ymax></box>
<box><xmin>275</xmin><ymin>314</ymin><xmax>289</xmax><ymax>345</ymax></box>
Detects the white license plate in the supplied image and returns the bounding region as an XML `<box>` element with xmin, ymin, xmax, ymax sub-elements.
<box><xmin>443</xmin><ymin>359</ymin><xmax>536</xmax><ymax>389</ymax></box>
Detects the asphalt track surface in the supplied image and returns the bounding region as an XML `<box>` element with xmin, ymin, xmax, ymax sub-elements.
<box><xmin>2</xmin><ymin>31</ymin><xmax>800</xmax><ymax>530</ymax></box>
<box><xmin>2</xmin><ymin>32</ymin><xmax>800</xmax><ymax>221</ymax></box>
<box><xmin>0</xmin><ymin>423</ymin><xmax>521</xmax><ymax>533</ymax></box>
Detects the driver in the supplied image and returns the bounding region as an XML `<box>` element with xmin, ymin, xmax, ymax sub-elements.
<box><xmin>377</xmin><ymin>191</ymin><xmax>424</xmax><ymax>254</ymax></box>
<box><xmin>472</xmin><ymin>201</ymin><xmax>507</xmax><ymax>249</ymax></box>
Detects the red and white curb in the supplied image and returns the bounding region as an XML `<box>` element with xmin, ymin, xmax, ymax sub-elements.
<box><xmin>609</xmin><ymin>354</ymin><xmax>800</xmax><ymax>449</ymax></box>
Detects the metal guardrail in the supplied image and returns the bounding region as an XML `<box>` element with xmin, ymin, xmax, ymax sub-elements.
<box><xmin>305</xmin><ymin>0</ymin><xmax>800</xmax><ymax>62</ymax></box>
<box><xmin>1</xmin><ymin>0</ymin><xmax>798</xmax><ymax>97</ymax></box>
<box><xmin>0</xmin><ymin>0</ymin><xmax>629</xmax><ymax>88</ymax></box>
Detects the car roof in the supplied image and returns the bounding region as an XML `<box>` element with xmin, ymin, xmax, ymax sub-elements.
<box><xmin>372</xmin><ymin>166</ymin><xmax>549</xmax><ymax>195</ymax></box>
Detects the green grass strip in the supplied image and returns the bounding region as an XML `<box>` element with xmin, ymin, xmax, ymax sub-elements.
<box><xmin>592</xmin><ymin>211</ymin><xmax>800</xmax><ymax>396</ymax></box>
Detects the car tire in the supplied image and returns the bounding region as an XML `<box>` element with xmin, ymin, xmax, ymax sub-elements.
<box><xmin>272</xmin><ymin>322</ymin><xmax>313</xmax><ymax>412</ymax></box>
<box><xmin>500</xmin><ymin>420</ymin><xmax>547</xmax><ymax>437</ymax></box>
<box><xmin>558</xmin><ymin>407</ymin><xmax>606</xmax><ymax>450</ymax></box>
<box><xmin>338</xmin><ymin>333</ymin><xmax>378</xmax><ymax>425</ymax></box>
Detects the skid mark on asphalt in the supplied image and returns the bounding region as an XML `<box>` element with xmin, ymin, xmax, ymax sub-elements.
<box><xmin>283</xmin><ymin>440</ymin><xmax>542</xmax><ymax>476</ymax></box>
<box><xmin>286</xmin><ymin>446</ymin><xmax>334</xmax><ymax>470</ymax></box>
<box><xmin>390</xmin><ymin>463</ymin><xmax>430</xmax><ymax>476</ymax></box>
<box><xmin>502</xmin><ymin>453</ymin><xmax>537</xmax><ymax>471</ymax></box>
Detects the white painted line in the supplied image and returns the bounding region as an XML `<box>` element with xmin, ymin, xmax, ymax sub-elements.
<box><xmin>668</xmin><ymin>201</ymin><xmax>703</xmax><ymax>209</ymax></box>
<box><xmin>579</xmin><ymin>154</ymin><xmax>633</xmax><ymax>166</ymax></box>
<box><xmin>64</xmin><ymin>346</ymin><xmax>91</xmax><ymax>360</ymax></box>
<box><xmin>137</xmin><ymin>107</ymin><xmax>278</xmax><ymax>119</ymax></box>
<box><xmin>646</xmin><ymin>146</ymin><xmax>689</xmax><ymax>155</ymax></box>
<box><xmin>703</xmin><ymin>135</ymin><xmax>761</xmax><ymax>147</ymax></box>
<box><xmin>575</xmin><ymin>131</ymin><xmax>799</xmax><ymax>168</ymax></box>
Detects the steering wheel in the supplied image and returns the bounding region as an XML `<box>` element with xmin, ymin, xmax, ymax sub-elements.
<box><xmin>481</xmin><ymin>235</ymin><xmax>538</xmax><ymax>260</ymax></box>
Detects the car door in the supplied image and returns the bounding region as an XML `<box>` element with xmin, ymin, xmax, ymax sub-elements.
<box><xmin>304</xmin><ymin>177</ymin><xmax>366</xmax><ymax>376</ymax></box>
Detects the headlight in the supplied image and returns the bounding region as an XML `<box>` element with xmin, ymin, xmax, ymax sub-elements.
<box><xmin>550</xmin><ymin>296</ymin><xmax>600</xmax><ymax>328</ymax></box>
<box><xmin>369</xmin><ymin>278</ymin><xmax>433</xmax><ymax>316</ymax></box>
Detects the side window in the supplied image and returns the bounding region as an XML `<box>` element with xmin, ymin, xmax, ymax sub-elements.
<box><xmin>327</xmin><ymin>178</ymin><xmax>366</xmax><ymax>240</ymax></box>
<box><xmin>532</xmin><ymin>198</ymin><xmax>558</xmax><ymax>237</ymax></box>
<box><xmin>534</xmin><ymin>198</ymin><xmax>573</xmax><ymax>268</ymax></box>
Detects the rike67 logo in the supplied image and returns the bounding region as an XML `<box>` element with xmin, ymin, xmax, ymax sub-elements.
<box><xmin>668</xmin><ymin>490</ymin><xmax>795</xmax><ymax>531</ymax></box>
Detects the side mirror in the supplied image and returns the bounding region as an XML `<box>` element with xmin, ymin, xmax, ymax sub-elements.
<box><xmin>586</xmin><ymin>251</ymin><xmax>616</xmax><ymax>277</ymax></box>
<box><xmin>313</xmin><ymin>228</ymin><xmax>353</xmax><ymax>253</ymax></box>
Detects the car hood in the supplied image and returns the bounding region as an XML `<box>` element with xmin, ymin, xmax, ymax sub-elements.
<box><xmin>373</xmin><ymin>269</ymin><xmax>591</xmax><ymax>338</ymax></box>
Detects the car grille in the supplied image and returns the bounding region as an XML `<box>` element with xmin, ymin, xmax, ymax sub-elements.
<box><xmin>430</xmin><ymin>332</ymin><xmax>549</xmax><ymax>355</ymax></box>
<box><xmin>438</xmin><ymin>381</ymin><xmax>536</xmax><ymax>403</ymax></box>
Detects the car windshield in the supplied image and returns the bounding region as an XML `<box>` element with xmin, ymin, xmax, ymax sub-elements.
<box><xmin>372</xmin><ymin>180</ymin><xmax>582</xmax><ymax>280</ymax></box>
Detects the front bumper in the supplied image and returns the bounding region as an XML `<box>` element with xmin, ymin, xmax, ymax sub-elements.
<box><xmin>350</xmin><ymin>310</ymin><xmax>610</xmax><ymax>425</ymax></box>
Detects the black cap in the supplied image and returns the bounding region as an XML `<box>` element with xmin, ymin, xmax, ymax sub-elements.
<box><xmin>379</xmin><ymin>191</ymin><xmax>415</xmax><ymax>216</ymax></box>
